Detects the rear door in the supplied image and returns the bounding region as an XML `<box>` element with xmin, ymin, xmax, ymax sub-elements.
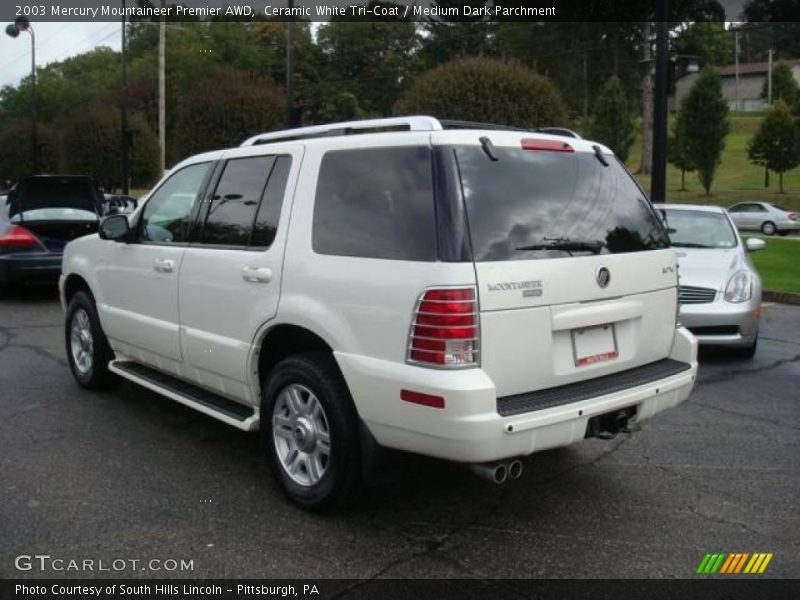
<box><xmin>432</xmin><ymin>131</ymin><xmax>678</xmax><ymax>397</ymax></box>
<box><xmin>177</xmin><ymin>145</ymin><xmax>302</xmax><ymax>400</ymax></box>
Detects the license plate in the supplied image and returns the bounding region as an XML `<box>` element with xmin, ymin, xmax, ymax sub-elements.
<box><xmin>572</xmin><ymin>324</ymin><xmax>618</xmax><ymax>367</ymax></box>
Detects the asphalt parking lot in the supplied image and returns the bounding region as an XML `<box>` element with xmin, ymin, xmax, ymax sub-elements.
<box><xmin>1</xmin><ymin>286</ymin><xmax>798</xmax><ymax>580</ymax></box>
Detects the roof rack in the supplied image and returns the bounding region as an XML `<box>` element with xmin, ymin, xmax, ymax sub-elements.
<box><xmin>240</xmin><ymin>116</ymin><xmax>581</xmax><ymax>146</ymax></box>
<box><xmin>240</xmin><ymin>116</ymin><xmax>443</xmax><ymax>146</ymax></box>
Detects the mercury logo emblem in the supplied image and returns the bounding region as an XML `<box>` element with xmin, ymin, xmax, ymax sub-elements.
<box><xmin>596</xmin><ymin>266</ymin><xmax>611</xmax><ymax>288</ymax></box>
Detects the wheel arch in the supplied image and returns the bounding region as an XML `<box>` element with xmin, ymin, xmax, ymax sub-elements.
<box><xmin>253</xmin><ymin>322</ymin><xmax>339</xmax><ymax>395</ymax></box>
<box><xmin>63</xmin><ymin>273</ymin><xmax>95</xmax><ymax>306</ymax></box>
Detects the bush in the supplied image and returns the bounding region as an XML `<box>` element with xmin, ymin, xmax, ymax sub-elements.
<box><xmin>173</xmin><ymin>71</ymin><xmax>284</xmax><ymax>159</ymax></box>
<box><xmin>395</xmin><ymin>57</ymin><xmax>568</xmax><ymax>129</ymax></box>
<box><xmin>0</xmin><ymin>119</ymin><xmax>59</xmax><ymax>184</ymax></box>
<box><xmin>61</xmin><ymin>107</ymin><xmax>160</xmax><ymax>191</ymax></box>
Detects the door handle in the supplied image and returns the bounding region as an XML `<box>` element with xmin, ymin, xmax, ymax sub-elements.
<box><xmin>153</xmin><ymin>258</ymin><xmax>175</xmax><ymax>273</ymax></box>
<box><xmin>241</xmin><ymin>266</ymin><xmax>273</xmax><ymax>283</ymax></box>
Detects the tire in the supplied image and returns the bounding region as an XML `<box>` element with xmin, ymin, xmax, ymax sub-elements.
<box><xmin>261</xmin><ymin>353</ymin><xmax>361</xmax><ymax>511</ymax></box>
<box><xmin>734</xmin><ymin>334</ymin><xmax>758</xmax><ymax>360</ymax></box>
<box><xmin>761</xmin><ymin>221</ymin><xmax>777</xmax><ymax>236</ymax></box>
<box><xmin>65</xmin><ymin>290</ymin><xmax>117</xmax><ymax>389</ymax></box>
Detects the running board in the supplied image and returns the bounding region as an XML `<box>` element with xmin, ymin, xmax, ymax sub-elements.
<box><xmin>109</xmin><ymin>360</ymin><xmax>259</xmax><ymax>431</ymax></box>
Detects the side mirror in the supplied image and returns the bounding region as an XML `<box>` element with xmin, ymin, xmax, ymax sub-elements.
<box><xmin>745</xmin><ymin>238</ymin><xmax>766</xmax><ymax>252</ymax></box>
<box><xmin>99</xmin><ymin>214</ymin><xmax>132</xmax><ymax>242</ymax></box>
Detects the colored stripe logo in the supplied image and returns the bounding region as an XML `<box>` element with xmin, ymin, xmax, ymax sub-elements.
<box><xmin>697</xmin><ymin>552</ymin><xmax>773</xmax><ymax>574</ymax></box>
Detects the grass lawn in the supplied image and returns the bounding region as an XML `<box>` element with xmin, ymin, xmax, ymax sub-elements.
<box><xmin>750</xmin><ymin>238</ymin><xmax>800</xmax><ymax>294</ymax></box>
<box><xmin>626</xmin><ymin>115</ymin><xmax>800</xmax><ymax>213</ymax></box>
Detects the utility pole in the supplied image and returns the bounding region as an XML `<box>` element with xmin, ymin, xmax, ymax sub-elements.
<box><xmin>640</xmin><ymin>21</ymin><xmax>653</xmax><ymax>176</ymax></box>
<box><xmin>767</xmin><ymin>48</ymin><xmax>773</xmax><ymax>105</ymax></box>
<box><xmin>734</xmin><ymin>30</ymin><xmax>740</xmax><ymax>112</ymax></box>
<box><xmin>650</xmin><ymin>1</ymin><xmax>669</xmax><ymax>205</ymax></box>
<box><xmin>285</xmin><ymin>0</ymin><xmax>294</xmax><ymax>128</ymax></box>
<box><xmin>582</xmin><ymin>50</ymin><xmax>589</xmax><ymax>121</ymax></box>
<box><xmin>158</xmin><ymin>0</ymin><xmax>166</xmax><ymax>174</ymax></box>
<box><xmin>120</xmin><ymin>0</ymin><xmax>129</xmax><ymax>194</ymax></box>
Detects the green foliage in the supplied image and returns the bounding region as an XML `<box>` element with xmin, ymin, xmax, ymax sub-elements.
<box><xmin>677</xmin><ymin>67</ymin><xmax>729</xmax><ymax>195</ymax></box>
<box><xmin>0</xmin><ymin>120</ymin><xmax>60</xmax><ymax>183</ymax></box>
<box><xmin>317</xmin><ymin>12</ymin><xmax>420</xmax><ymax>117</ymax></box>
<box><xmin>760</xmin><ymin>63</ymin><xmax>800</xmax><ymax>112</ymax></box>
<box><xmin>672</xmin><ymin>22</ymin><xmax>734</xmax><ymax>68</ymax></box>
<box><xmin>588</xmin><ymin>77</ymin><xmax>635</xmax><ymax>162</ymax></box>
<box><xmin>173</xmin><ymin>71</ymin><xmax>284</xmax><ymax>159</ymax></box>
<box><xmin>61</xmin><ymin>108</ymin><xmax>160</xmax><ymax>191</ymax></box>
<box><xmin>747</xmin><ymin>101</ymin><xmax>799</xmax><ymax>193</ymax></box>
<box><xmin>0</xmin><ymin>48</ymin><xmax>120</xmax><ymax>124</ymax></box>
<box><xmin>316</xmin><ymin>91</ymin><xmax>369</xmax><ymax>123</ymax></box>
<box><xmin>668</xmin><ymin>117</ymin><xmax>696</xmax><ymax>191</ymax></box>
<box><xmin>395</xmin><ymin>57</ymin><xmax>568</xmax><ymax>128</ymax></box>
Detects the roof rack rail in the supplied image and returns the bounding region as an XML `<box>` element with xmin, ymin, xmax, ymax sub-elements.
<box><xmin>533</xmin><ymin>127</ymin><xmax>582</xmax><ymax>139</ymax></box>
<box><xmin>439</xmin><ymin>119</ymin><xmax>530</xmax><ymax>132</ymax></box>
<box><xmin>240</xmin><ymin>116</ymin><xmax>582</xmax><ymax>146</ymax></box>
<box><xmin>240</xmin><ymin>116</ymin><xmax>444</xmax><ymax>146</ymax></box>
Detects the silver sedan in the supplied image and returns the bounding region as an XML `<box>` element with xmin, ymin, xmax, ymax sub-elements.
<box><xmin>727</xmin><ymin>201</ymin><xmax>799</xmax><ymax>236</ymax></box>
<box><xmin>657</xmin><ymin>204</ymin><xmax>764</xmax><ymax>358</ymax></box>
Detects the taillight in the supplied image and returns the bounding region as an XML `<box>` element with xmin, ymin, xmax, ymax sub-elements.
<box><xmin>521</xmin><ymin>138</ymin><xmax>574</xmax><ymax>153</ymax></box>
<box><xmin>789</xmin><ymin>213</ymin><xmax>798</xmax><ymax>221</ymax></box>
<box><xmin>0</xmin><ymin>225</ymin><xmax>41</xmax><ymax>249</ymax></box>
<box><xmin>407</xmin><ymin>287</ymin><xmax>479</xmax><ymax>367</ymax></box>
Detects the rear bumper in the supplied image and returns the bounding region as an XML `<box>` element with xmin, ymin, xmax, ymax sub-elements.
<box><xmin>0</xmin><ymin>253</ymin><xmax>62</xmax><ymax>283</ymax></box>
<box><xmin>680</xmin><ymin>296</ymin><xmax>759</xmax><ymax>348</ymax></box>
<box><xmin>337</xmin><ymin>327</ymin><xmax>697</xmax><ymax>463</ymax></box>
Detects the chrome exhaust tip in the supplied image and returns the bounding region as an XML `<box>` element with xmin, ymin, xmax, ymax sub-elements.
<box><xmin>508</xmin><ymin>459</ymin><xmax>523</xmax><ymax>480</ymax></box>
<box><xmin>470</xmin><ymin>462</ymin><xmax>508</xmax><ymax>485</ymax></box>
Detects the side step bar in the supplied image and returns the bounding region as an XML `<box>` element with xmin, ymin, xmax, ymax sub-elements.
<box><xmin>109</xmin><ymin>360</ymin><xmax>260</xmax><ymax>431</ymax></box>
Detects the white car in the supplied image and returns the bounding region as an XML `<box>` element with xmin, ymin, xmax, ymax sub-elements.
<box><xmin>657</xmin><ymin>204</ymin><xmax>764</xmax><ymax>358</ymax></box>
<box><xmin>59</xmin><ymin>116</ymin><xmax>698</xmax><ymax>510</ymax></box>
<box><xmin>727</xmin><ymin>201</ymin><xmax>799</xmax><ymax>236</ymax></box>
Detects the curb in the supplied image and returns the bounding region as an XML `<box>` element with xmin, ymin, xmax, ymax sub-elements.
<box><xmin>763</xmin><ymin>290</ymin><xmax>800</xmax><ymax>305</ymax></box>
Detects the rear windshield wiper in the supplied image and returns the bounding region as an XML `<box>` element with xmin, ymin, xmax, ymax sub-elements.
<box><xmin>516</xmin><ymin>238</ymin><xmax>606</xmax><ymax>254</ymax></box>
<box><xmin>670</xmin><ymin>242</ymin><xmax>712</xmax><ymax>248</ymax></box>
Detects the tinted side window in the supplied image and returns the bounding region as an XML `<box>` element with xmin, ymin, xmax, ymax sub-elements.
<box><xmin>203</xmin><ymin>156</ymin><xmax>274</xmax><ymax>246</ymax></box>
<box><xmin>140</xmin><ymin>163</ymin><xmax>210</xmax><ymax>244</ymax></box>
<box><xmin>312</xmin><ymin>146</ymin><xmax>437</xmax><ymax>261</ymax></box>
<box><xmin>252</xmin><ymin>156</ymin><xmax>292</xmax><ymax>248</ymax></box>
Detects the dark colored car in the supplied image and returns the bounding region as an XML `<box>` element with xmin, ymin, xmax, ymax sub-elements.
<box><xmin>0</xmin><ymin>175</ymin><xmax>104</xmax><ymax>284</ymax></box>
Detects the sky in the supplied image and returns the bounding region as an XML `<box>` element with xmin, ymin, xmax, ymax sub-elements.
<box><xmin>0</xmin><ymin>22</ymin><xmax>121</xmax><ymax>88</ymax></box>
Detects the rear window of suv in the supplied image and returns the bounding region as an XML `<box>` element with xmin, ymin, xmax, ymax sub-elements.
<box><xmin>455</xmin><ymin>146</ymin><xmax>669</xmax><ymax>261</ymax></box>
<box><xmin>312</xmin><ymin>146</ymin><xmax>437</xmax><ymax>261</ymax></box>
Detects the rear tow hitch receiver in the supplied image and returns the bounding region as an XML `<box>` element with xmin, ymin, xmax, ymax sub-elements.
<box><xmin>585</xmin><ymin>406</ymin><xmax>638</xmax><ymax>440</ymax></box>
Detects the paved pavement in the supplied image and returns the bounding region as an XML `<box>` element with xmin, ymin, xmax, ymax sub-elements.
<box><xmin>1</xmin><ymin>287</ymin><xmax>798</xmax><ymax>580</ymax></box>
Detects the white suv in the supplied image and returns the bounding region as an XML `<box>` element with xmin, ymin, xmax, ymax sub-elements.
<box><xmin>60</xmin><ymin>117</ymin><xmax>698</xmax><ymax>510</ymax></box>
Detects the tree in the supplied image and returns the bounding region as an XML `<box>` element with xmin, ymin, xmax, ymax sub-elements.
<box><xmin>317</xmin><ymin>5</ymin><xmax>420</xmax><ymax>117</ymax></box>
<box><xmin>761</xmin><ymin>63</ymin><xmax>800</xmax><ymax>111</ymax></box>
<box><xmin>747</xmin><ymin>101</ymin><xmax>798</xmax><ymax>193</ymax></box>
<box><xmin>173</xmin><ymin>71</ymin><xmax>284</xmax><ymax>159</ymax></box>
<box><xmin>679</xmin><ymin>67</ymin><xmax>729</xmax><ymax>195</ymax></box>
<box><xmin>667</xmin><ymin>119</ymin><xmax>695</xmax><ymax>191</ymax></box>
<box><xmin>395</xmin><ymin>57</ymin><xmax>568</xmax><ymax>128</ymax></box>
<box><xmin>588</xmin><ymin>77</ymin><xmax>635</xmax><ymax>162</ymax></box>
<box><xmin>672</xmin><ymin>22</ymin><xmax>734</xmax><ymax>69</ymax></box>
<box><xmin>0</xmin><ymin>119</ymin><xmax>59</xmax><ymax>184</ymax></box>
<box><xmin>61</xmin><ymin>107</ymin><xmax>160</xmax><ymax>191</ymax></box>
